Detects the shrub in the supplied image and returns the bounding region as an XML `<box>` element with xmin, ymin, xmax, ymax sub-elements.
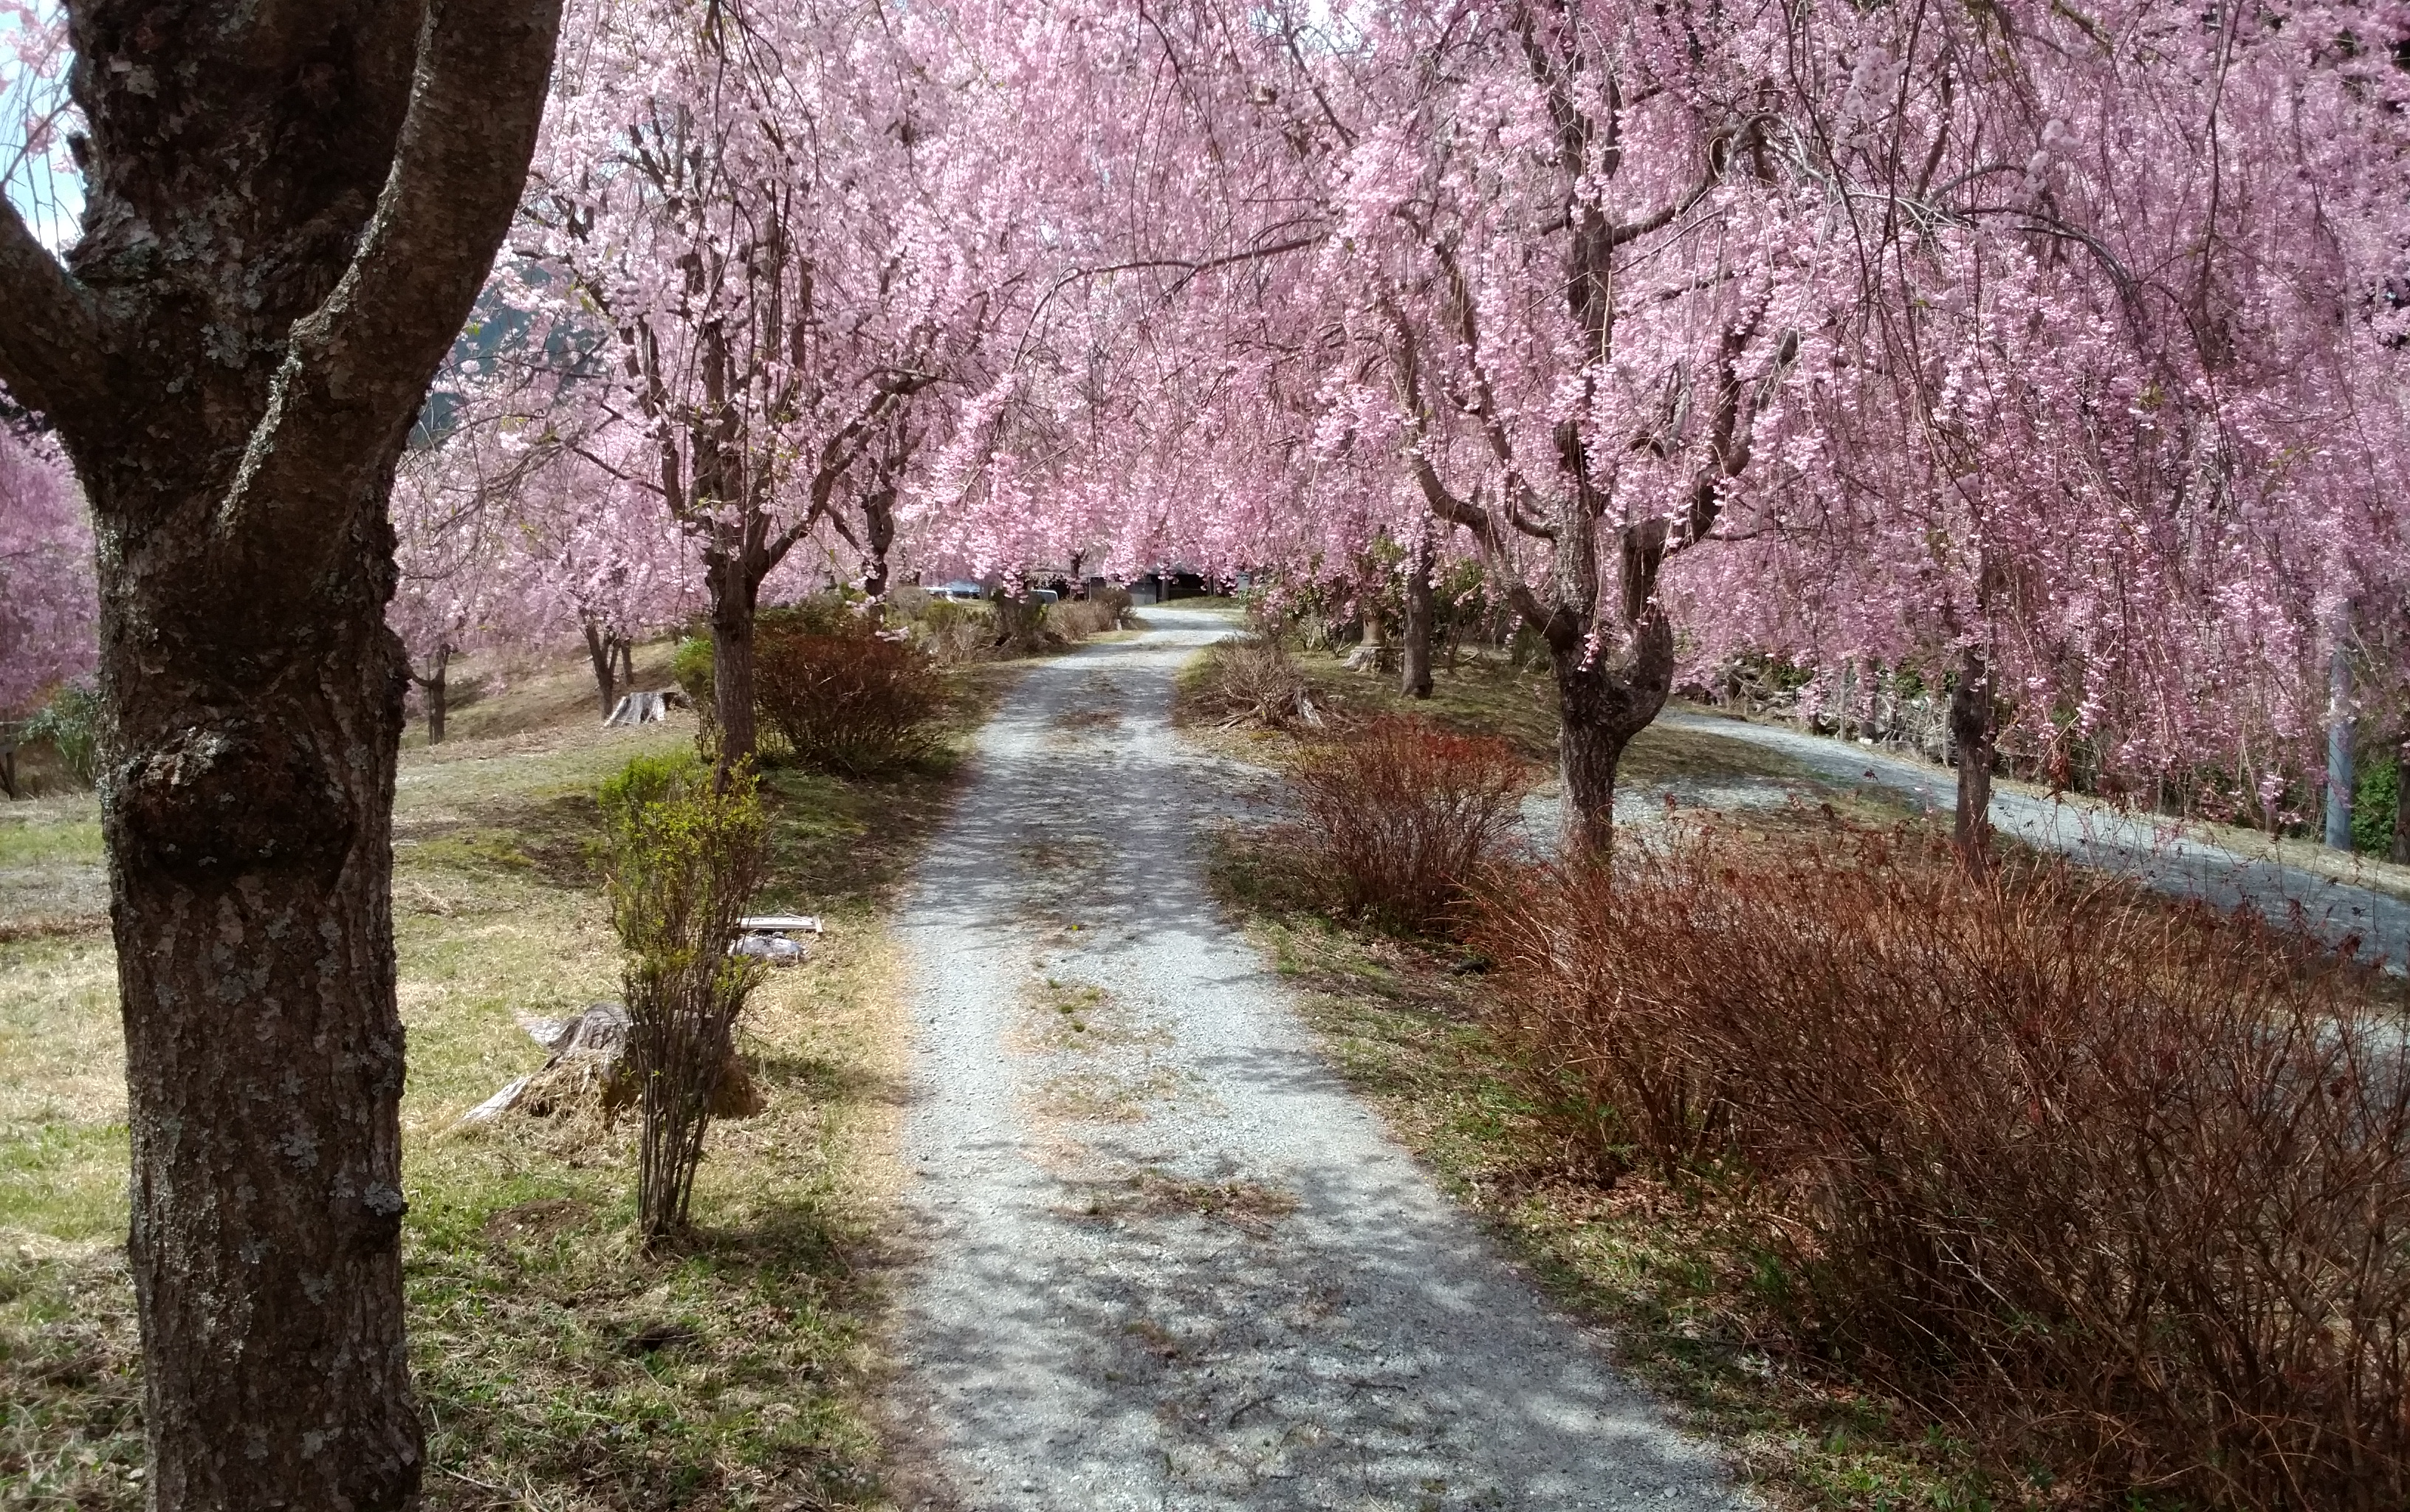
<box><xmin>1186</xmin><ymin>633</ymin><xmax>1323</xmax><ymax>732</ymax></box>
<box><xmin>670</xmin><ymin>634</ymin><xmax>715</xmax><ymax>712</ymax></box>
<box><xmin>2354</xmin><ymin>752</ymin><xmax>2398</xmax><ymax>855</ymax></box>
<box><xmin>600</xmin><ymin>753</ymin><xmax>767</xmax><ymax>1242</ymax></box>
<box><xmin>1051</xmin><ymin>585</ymin><xmax>1132</xmax><ymax>639</ymax></box>
<box><xmin>16</xmin><ymin>681</ymin><xmax>101</xmax><ymax>788</ymax></box>
<box><xmin>753</xmin><ymin>619</ymin><xmax>944</xmax><ymax>774</ymax></box>
<box><xmin>1477</xmin><ymin>829</ymin><xmax>2410</xmax><ymax>1509</ymax></box>
<box><xmin>1289</xmin><ymin>716</ymin><xmax>1530</xmax><ymax>932</ymax></box>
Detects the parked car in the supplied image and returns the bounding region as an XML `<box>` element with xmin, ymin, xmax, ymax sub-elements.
<box><xmin>936</xmin><ymin>580</ymin><xmax>986</xmax><ymax>601</ymax></box>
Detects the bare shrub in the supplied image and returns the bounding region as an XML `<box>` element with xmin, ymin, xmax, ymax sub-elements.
<box><xmin>907</xmin><ymin>599</ymin><xmax>996</xmax><ymax>665</ymax></box>
<box><xmin>1290</xmin><ymin>716</ymin><xmax>1531</xmax><ymax>932</ymax></box>
<box><xmin>755</xmin><ymin>620</ymin><xmax>944</xmax><ymax>774</ymax></box>
<box><xmin>1187</xmin><ymin>633</ymin><xmax>1323</xmax><ymax>731</ymax></box>
<box><xmin>600</xmin><ymin>755</ymin><xmax>768</xmax><ymax>1242</ymax></box>
<box><xmin>1477</xmin><ymin>829</ymin><xmax>2410</xmax><ymax>1508</ymax></box>
<box><xmin>1052</xmin><ymin>585</ymin><xmax>1131</xmax><ymax>639</ymax></box>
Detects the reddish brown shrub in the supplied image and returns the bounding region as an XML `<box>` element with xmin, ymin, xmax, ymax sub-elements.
<box><xmin>1290</xmin><ymin>716</ymin><xmax>1531</xmax><ymax>932</ymax></box>
<box><xmin>754</xmin><ymin>624</ymin><xmax>944</xmax><ymax>774</ymax></box>
<box><xmin>1477</xmin><ymin>829</ymin><xmax>2410</xmax><ymax>1510</ymax></box>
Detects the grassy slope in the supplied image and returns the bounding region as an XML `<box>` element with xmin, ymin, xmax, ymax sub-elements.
<box><xmin>1196</xmin><ymin>648</ymin><xmax>2014</xmax><ymax>1511</ymax></box>
<box><xmin>1</xmin><ymin>642</ymin><xmax>1001</xmax><ymax>1509</ymax></box>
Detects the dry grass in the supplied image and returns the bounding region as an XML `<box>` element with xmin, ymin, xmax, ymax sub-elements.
<box><xmin>1</xmin><ymin>639</ymin><xmax>969</xmax><ymax>1509</ymax></box>
<box><xmin>1174</xmin><ymin>633</ymin><xmax>1327</xmax><ymax>732</ymax></box>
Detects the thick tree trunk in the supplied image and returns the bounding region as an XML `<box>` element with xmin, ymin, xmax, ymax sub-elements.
<box><xmin>97</xmin><ymin>524</ymin><xmax>420</xmax><ymax>1508</ymax></box>
<box><xmin>586</xmin><ymin>621</ymin><xmax>620</xmax><ymax>716</ymax></box>
<box><xmin>618</xmin><ymin>638</ymin><xmax>636</xmax><ymax>690</ymax></box>
<box><xmin>2327</xmin><ymin>639</ymin><xmax>2357</xmax><ymax>851</ymax></box>
<box><xmin>0</xmin><ymin>7</ymin><xmax>563</xmax><ymax>1507</ymax></box>
<box><xmin>710</xmin><ymin>578</ymin><xmax>760</xmax><ymax>770</ymax></box>
<box><xmin>1949</xmin><ymin>647</ymin><xmax>1997</xmax><ymax>873</ymax></box>
<box><xmin>1400</xmin><ymin>533</ymin><xmax>1435</xmax><ymax>700</ymax></box>
<box><xmin>1548</xmin><ymin>614</ymin><xmax>1673</xmax><ymax>861</ymax></box>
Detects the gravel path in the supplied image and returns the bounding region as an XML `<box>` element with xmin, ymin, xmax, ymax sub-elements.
<box><xmin>887</xmin><ymin>607</ymin><xmax>1748</xmax><ymax>1512</ymax></box>
<box><xmin>1660</xmin><ymin>712</ymin><xmax>2410</xmax><ymax>967</ymax></box>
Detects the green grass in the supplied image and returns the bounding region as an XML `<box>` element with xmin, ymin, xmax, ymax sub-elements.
<box><xmin>1</xmin><ymin>645</ymin><xmax>986</xmax><ymax>1509</ymax></box>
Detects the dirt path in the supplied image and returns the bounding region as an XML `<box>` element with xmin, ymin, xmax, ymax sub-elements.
<box><xmin>1660</xmin><ymin>712</ymin><xmax>2409</xmax><ymax>967</ymax></box>
<box><xmin>886</xmin><ymin>607</ymin><xmax>1745</xmax><ymax>1511</ymax></box>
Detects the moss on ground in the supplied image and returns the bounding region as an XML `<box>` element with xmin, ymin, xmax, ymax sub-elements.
<box><xmin>0</xmin><ymin>640</ymin><xmax>989</xmax><ymax>1509</ymax></box>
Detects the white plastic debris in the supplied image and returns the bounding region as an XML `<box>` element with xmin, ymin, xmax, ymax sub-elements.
<box><xmin>730</xmin><ymin>932</ymin><xmax>808</xmax><ymax>963</ymax></box>
<box><xmin>738</xmin><ymin>914</ymin><xmax>824</xmax><ymax>934</ymax></box>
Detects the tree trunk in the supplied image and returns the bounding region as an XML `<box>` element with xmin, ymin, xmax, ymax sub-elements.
<box><xmin>1400</xmin><ymin>532</ymin><xmax>1435</xmax><ymax>700</ymax></box>
<box><xmin>2327</xmin><ymin>638</ymin><xmax>2357</xmax><ymax>851</ymax></box>
<box><xmin>586</xmin><ymin>620</ymin><xmax>620</xmax><ymax>716</ymax></box>
<box><xmin>101</xmin><ymin>534</ymin><xmax>420</xmax><ymax>1509</ymax></box>
<box><xmin>0</xmin><ymin>8</ymin><xmax>563</xmax><ymax>1507</ymax></box>
<box><xmin>415</xmin><ymin>645</ymin><xmax>450</xmax><ymax>745</ymax></box>
<box><xmin>2392</xmin><ymin>737</ymin><xmax>2410</xmax><ymax>865</ymax></box>
<box><xmin>618</xmin><ymin>637</ymin><xmax>636</xmax><ymax>690</ymax></box>
<box><xmin>1548</xmin><ymin>614</ymin><xmax>1672</xmax><ymax>862</ymax></box>
<box><xmin>862</xmin><ymin>484</ymin><xmax>897</xmax><ymax>598</ymax></box>
<box><xmin>710</xmin><ymin>571</ymin><xmax>759</xmax><ymax>771</ymax></box>
<box><xmin>1949</xmin><ymin>647</ymin><xmax>1997</xmax><ymax>873</ymax></box>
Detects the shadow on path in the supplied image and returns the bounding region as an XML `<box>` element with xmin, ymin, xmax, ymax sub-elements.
<box><xmin>886</xmin><ymin>609</ymin><xmax>1749</xmax><ymax>1511</ymax></box>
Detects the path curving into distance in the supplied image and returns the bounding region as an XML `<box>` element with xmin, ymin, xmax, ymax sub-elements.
<box><xmin>886</xmin><ymin>606</ymin><xmax>1747</xmax><ymax>1512</ymax></box>
<box><xmin>1658</xmin><ymin>712</ymin><xmax>2410</xmax><ymax>969</ymax></box>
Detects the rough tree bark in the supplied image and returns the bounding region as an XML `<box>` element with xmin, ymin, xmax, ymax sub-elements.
<box><xmin>1400</xmin><ymin>527</ymin><xmax>1435</xmax><ymax>700</ymax></box>
<box><xmin>1949</xmin><ymin>646</ymin><xmax>1997</xmax><ymax>873</ymax></box>
<box><xmin>707</xmin><ymin>558</ymin><xmax>762</xmax><ymax>766</ymax></box>
<box><xmin>0</xmin><ymin>5</ymin><xmax>562</xmax><ymax>1508</ymax></box>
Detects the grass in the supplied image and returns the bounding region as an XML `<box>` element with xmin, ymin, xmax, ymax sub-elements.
<box><xmin>1181</xmin><ymin>638</ymin><xmax>1915</xmax><ymax>838</ymax></box>
<box><xmin>1</xmin><ymin>637</ymin><xmax>992</xmax><ymax>1510</ymax></box>
<box><xmin>1204</xmin><ymin>828</ymin><xmax>2014</xmax><ymax>1511</ymax></box>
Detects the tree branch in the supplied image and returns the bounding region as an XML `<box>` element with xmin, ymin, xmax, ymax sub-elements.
<box><xmin>219</xmin><ymin>0</ymin><xmax>564</xmax><ymax>544</ymax></box>
<box><xmin>0</xmin><ymin>199</ymin><xmax>106</xmax><ymax>423</ymax></box>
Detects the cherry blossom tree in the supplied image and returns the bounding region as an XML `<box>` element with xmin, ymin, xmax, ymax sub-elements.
<box><xmin>511</xmin><ymin>0</ymin><xmax>1031</xmax><ymax>767</ymax></box>
<box><xmin>0</xmin><ymin>416</ymin><xmax>91</xmax><ymax>724</ymax></box>
<box><xmin>1670</xmin><ymin>0</ymin><xmax>2410</xmax><ymax>858</ymax></box>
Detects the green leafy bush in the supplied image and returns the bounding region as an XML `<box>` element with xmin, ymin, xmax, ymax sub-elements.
<box><xmin>754</xmin><ymin>621</ymin><xmax>944</xmax><ymax>774</ymax></box>
<box><xmin>599</xmin><ymin>753</ymin><xmax>767</xmax><ymax>1241</ymax></box>
<box><xmin>2355</xmin><ymin>752</ymin><xmax>2398</xmax><ymax>855</ymax></box>
<box><xmin>670</xmin><ymin>635</ymin><xmax>715</xmax><ymax>713</ymax></box>
<box><xmin>16</xmin><ymin>681</ymin><xmax>102</xmax><ymax>788</ymax></box>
